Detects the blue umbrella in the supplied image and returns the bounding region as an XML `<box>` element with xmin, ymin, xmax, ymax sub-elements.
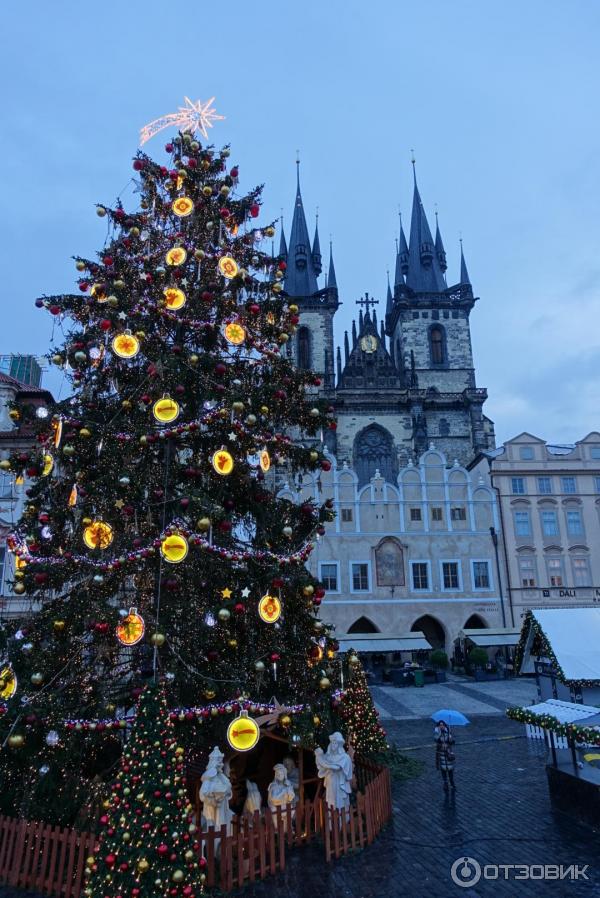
<box><xmin>431</xmin><ymin>709</ymin><xmax>470</xmax><ymax>726</ymax></box>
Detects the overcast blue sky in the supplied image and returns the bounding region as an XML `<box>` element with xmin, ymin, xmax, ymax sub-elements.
<box><xmin>1</xmin><ymin>0</ymin><xmax>599</xmax><ymax>444</ymax></box>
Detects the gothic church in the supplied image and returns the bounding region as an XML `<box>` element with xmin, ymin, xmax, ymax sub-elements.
<box><xmin>280</xmin><ymin>165</ymin><xmax>496</xmax><ymax>482</ymax></box>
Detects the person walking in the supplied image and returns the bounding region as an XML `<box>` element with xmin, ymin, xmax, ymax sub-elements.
<box><xmin>435</xmin><ymin>720</ymin><xmax>456</xmax><ymax>791</ymax></box>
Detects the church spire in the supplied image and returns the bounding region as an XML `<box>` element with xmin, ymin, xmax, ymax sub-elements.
<box><xmin>278</xmin><ymin>215</ymin><xmax>287</xmax><ymax>260</ymax></box>
<box><xmin>327</xmin><ymin>240</ymin><xmax>337</xmax><ymax>289</ymax></box>
<box><xmin>460</xmin><ymin>239</ymin><xmax>471</xmax><ymax>285</ymax></box>
<box><xmin>386</xmin><ymin>270</ymin><xmax>393</xmax><ymax>316</ymax></box>
<box><xmin>398</xmin><ymin>213</ymin><xmax>409</xmax><ymax>279</ymax></box>
<box><xmin>406</xmin><ymin>160</ymin><xmax>446</xmax><ymax>293</ymax></box>
<box><xmin>435</xmin><ymin>210</ymin><xmax>447</xmax><ymax>273</ymax></box>
<box><xmin>312</xmin><ymin>211</ymin><xmax>322</xmax><ymax>275</ymax></box>
<box><xmin>282</xmin><ymin>157</ymin><xmax>319</xmax><ymax>297</ymax></box>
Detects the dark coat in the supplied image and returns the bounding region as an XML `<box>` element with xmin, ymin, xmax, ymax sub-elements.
<box><xmin>435</xmin><ymin>728</ymin><xmax>455</xmax><ymax>771</ymax></box>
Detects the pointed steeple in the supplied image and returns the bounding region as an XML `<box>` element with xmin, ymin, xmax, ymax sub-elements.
<box><xmin>352</xmin><ymin>320</ymin><xmax>357</xmax><ymax>346</ymax></box>
<box><xmin>278</xmin><ymin>215</ymin><xmax>288</xmax><ymax>260</ymax></box>
<box><xmin>460</xmin><ymin>239</ymin><xmax>471</xmax><ymax>285</ymax></box>
<box><xmin>434</xmin><ymin>210</ymin><xmax>447</xmax><ymax>273</ymax></box>
<box><xmin>399</xmin><ymin>216</ymin><xmax>409</xmax><ymax>277</ymax></box>
<box><xmin>386</xmin><ymin>271</ymin><xmax>393</xmax><ymax>316</ymax></box>
<box><xmin>312</xmin><ymin>212</ymin><xmax>322</xmax><ymax>275</ymax></box>
<box><xmin>336</xmin><ymin>346</ymin><xmax>342</xmax><ymax>382</ymax></box>
<box><xmin>327</xmin><ymin>240</ymin><xmax>337</xmax><ymax>289</ymax></box>
<box><xmin>283</xmin><ymin>159</ymin><xmax>319</xmax><ymax>297</ymax></box>
<box><xmin>380</xmin><ymin>320</ymin><xmax>386</xmax><ymax>348</ymax></box>
<box><xmin>406</xmin><ymin>160</ymin><xmax>446</xmax><ymax>293</ymax></box>
<box><xmin>344</xmin><ymin>330</ymin><xmax>350</xmax><ymax>363</ymax></box>
<box><xmin>359</xmin><ymin>309</ymin><xmax>364</xmax><ymax>332</ymax></box>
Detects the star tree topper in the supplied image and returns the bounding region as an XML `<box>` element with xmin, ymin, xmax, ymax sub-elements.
<box><xmin>140</xmin><ymin>96</ymin><xmax>225</xmax><ymax>146</ymax></box>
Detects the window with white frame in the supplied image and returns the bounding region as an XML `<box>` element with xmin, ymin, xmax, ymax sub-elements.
<box><xmin>519</xmin><ymin>555</ymin><xmax>537</xmax><ymax>587</ymax></box>
<box><xmin>519</xmin><ymin>447</ymin><xmax>534</xmax><ymax>460</ymax></box>
<box><xmin>514</xmin><ymin>510</ymin><xmax>531</xmax><ymax>537</ymax></box>
<box><xmin>411</xmin><ymin>562</ymin><xmax>429</xmax><ymax>590</ymax></box>
<box><xmin>572</xmin><ymin>557</ymin><xmax>591</xmax><ymax>587</ymax></box>
<box><xmin>566</xmin><ymin>510</ymin><xmax>584</xmax><ymax>536</ymax></box>
<box><xmin>441</xmin><ymin>561</ymin><xmax>460</xmax><ymax>590</ymax></box>
<box><xmin>541</xmin><ymin>509</ymin><xmax>559</xmax><ymax>536</ymax></box>
<box><xmin>511</xmin><ymin>477</ymin><xmax>526</xmax><ymax>495</ymax></box>
<box><xmin>538</xmin><ymin>477</ymin><xmax>552</xmax><ymax>495</ymax></box>
<box><xmin>561</xmin><ymin>476</ymin><xmax>576</xmax><ymax>494</ymax></box>
<box><xmin>591</xmin><ymin>447</ymin><xmax>600</xmax><ymax>460</ymax></box>
<box><xmin>319</xmin><ymin>563</ymin><xmax>338</xmax><ymax>592</ymax></box>
<box><xmin>450</xmin><ymin>506</ymin><xmax>466</xmax><ymax>521</ymax></box>
<box><xmin>472</xmin><ymin>560</ymin><xmax>491</xmax><ymax>589</ymax></box>
<box><xmin>340</xmin><ymin>508</ymin><xmax>353</xmax><ymax>522</ymax></box>
<box><xmin>546</xmin><ymin>556</ymin><xmax>564</xmax><ymax>587</ymax></box>
<box><xmin>351</xmin><ymin>562</ymin><xmax>369</xmax><ymax>591</ymax></box>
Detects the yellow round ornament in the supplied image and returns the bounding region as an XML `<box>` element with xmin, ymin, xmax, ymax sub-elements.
<box><xmin>153</xmin><ymin>397</ymin><xmax>180</xmax><ymax>424</ymax></box>
<box><xmin>160</xmin><ymin>532</ymin><xmax>189</xmax><ymax>564</ymax></box>
<box><xmin>91</xmin><ymin>283</ymin><xmax>107</xmax><ymax>302</ymax></box>
<box><xmin>172</xmin><ymin>197</ymin><xmax>194</xmax><ymax>218</ymax></box>
<box><xmin>227</xmin><ymin>710</ymin><xmax>260</xmax><ymax>752</ymax></box>
<box><xmin>211</xmin><ymin>449</ymin><xmax>234</xmax><ymax>476</ymax></box>
<box><xmin>164</xmin><ymin>288</ymin><xmax>186</xmax><ymax>310</ymax></box>
<box><xmin>258</xmin><ymin>594</ymin><xmax>281</xmax><ymax>624</ymax></box>
<box><xmin>259</xmin><ymin>449</ymin><xmax>271</xmax><ymax>473</ymax></box>
<box><xmin>116</xmin><ymin>609</ymin><xmax>145</xmax><ymax>646</ymax></box>
<box><xmin>0</xmin><ymin>665</ymin><xmax>17</xmax><ymax>700</ymax></box>
<box><xmin>218</xmin><ymin>256</ymin><xmax>239</xmax><ymax>280</ymax></box>
<box><xmin>42</xmin><ymin>453</ymin><xmax>54</xmax><ymax>477</ymax></box>
<box><xmin>165</xmin><ymin>247</ymin><xmax>187</xmax><ymax>267</ymax></box>
<box><xmin>223</xmin><ymin>321</ymin><xmax>246</xmax><ymax>346</ymax></box>
<box><xmin>111</xmin><ymin>332</ymin><xmax>140</xmax><ymax>359</ymax></box>
<box><xmin>83</xmin><ymin>520</ymin><xmax>114</xmax><ymax>550</ymax></box>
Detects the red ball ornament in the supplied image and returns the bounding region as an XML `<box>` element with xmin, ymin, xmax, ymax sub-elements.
<box><xmin>270</xmin><ymin>652</ymin><xmax>280</xmax><ymax>662</ymax></box>
<box><xmin>278</xmin><ymin>260</ymin><xmax>287</xmax><ymax>271</ymax></box>
<box><xmin>230</xmin><ymin>166</ymin><xmax>239</xmax><ymax>178</ymax></box>
<box><xmin>133</xmin><ymin>160</ymin><xmax>144</xmax><ymax>171</ymax></box>
<box><xmin>49</xmin><ymin>305</ymin><xmax>61</xmax><ymax>316</ymax></box>
<box><xmin>234</xmin><ymin>603</ymin><xmax>245</xmax><ymax>615</ymax></box>
<box><xmin>105</xmin><ymin>854</ymin><xmax>116</xmax><ymax>867</ymax></box>
<box><xmin>100</xmin><ymin>319</ymin><xmax>112</xmax><ymax>331</ymax></box>
<box><xmin>165</xmin><ymin>143</ymin><xmax>173</xmax><ymax>152</ymax></box>
<box><xmin>103</xmin><ymin>256</ymin><xmax>114</xmax><ymax>266</ymax></box>
<box><xmin>187</xmin><ymin>158</ymin><xmax>197</xmax><ymax>169</ymax></box>
<box><xmin>250</xmin><ymin>203</ymin><xmax>260</xmax><ymax>218</ymax></box>
<box><xmin>157</xmin><ymin>843</ymin><xmax>168</xmax><ymax>856</ymax></box>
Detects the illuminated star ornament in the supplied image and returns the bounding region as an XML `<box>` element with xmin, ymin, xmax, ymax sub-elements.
<box><xmin>140</xmin><ymin>97</ymin><xmax>225</xmax><ymax>146</ymax></box>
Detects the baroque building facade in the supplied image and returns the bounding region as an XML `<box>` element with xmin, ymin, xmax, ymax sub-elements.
<box><xmin>278</xmin><ymin>166</ymin><xmax>505</xmax><ymax>649</ymax></box>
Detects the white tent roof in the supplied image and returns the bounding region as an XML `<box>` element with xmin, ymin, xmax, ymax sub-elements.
<box><xmin>524</xmin><ymin>699</ymin><xmax>600</xmax><ymax>726</ymax></box>
<box><xmin>463</xmin><ymin>627</ymin><xmax>521</xmax><ymax>647</ymax></box>
<box><xmin>337</xmin><ymin>631</ymin><xmax>432</xmax><ymax>652</ymax></box>
<box><xmin>529</xmin><ymin>608</ymin><xmax>600</xmax><ymax>682</ymax></box>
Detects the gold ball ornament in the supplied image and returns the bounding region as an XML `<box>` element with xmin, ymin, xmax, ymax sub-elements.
<box><xmin>265</xmin><ymin>226</ymin><xmax>275</xmax><ymax>237</ymax></box>
<box><xmin>279</xmin><ymin>714</ymin><xmax>291</xmax><ymax>728</ymax></box>
<box><xmin>8</xmin><ymin>734</ymin><xmax>25</xmax><ymax>749</ymax></box>
<box><xmin>153</xmin><ymin>396</ymin><xmax>180</xmax><ymax>424</ymax></box>
<box><xmin>150</xmin><ymin>633</ymin><xmax>166</xmax><ymax>647</ymax></box>
<box><xmin>172</xmin><ymin>871</ymin><xmax>185</xmax><ymax>883</ymax></box>
<box><xmin>160</xmin><ymin>532</ymin><xmax>188</xmax><ymax>564</ymax></box>
<box><xmin>0</xmin><ymin>460</ymin><xmax>10</xmax><ymax>471</ymax></box>
<box><xmin>13</xmin><ymin>582</ymin><xmax>26</xmax><ymax>595</ymax></box>
<box><xmin>303</xmin><ymin>585</ymin><xmax>314</xmax><ymax>596</ymax></box>
<box><xmin>319</xmin><ymin>677</ymin><xmax>331</xmax><ymax>690</ymax></box>
<box><xmin>75</xmin><ymin>260</ymin><xmax>86</xmax><ymax>272</ymax></box>
<box><xmin>137</xmin><ymin>859</ymin><xmax>149</xmax><ymax>874</ymax></box>
<box><xmin>184</xmin><ymin>850</ymin><xmax>194</xmax><ymax>862</ymax></box>
<box><xmin>79</xmin><ymin>428</ymin><xmax>91</xmax><ymax>439</ymax></box>
<box><xmin>232</xmin><ymin>401</ymin><xmax>245</xmax><ymax>413</ymax></box>
<box><xmin>348</xmin><ymin>653</ymin><xmax>360</xmax><ymax>667</ymax></box>
<box><xmin>196</xmin><ymin>517</ymin><xmax>211</xmax><ymax>532</ymax></box>
<box><xmin>202</xmin><ymin>186</ymin><xmax>212</xmax><ymax>197</ymax></box>
<box><xmin>313</xmin><ymin>715</ymin><xmax>321</xmax><ymax>726</ymax></box>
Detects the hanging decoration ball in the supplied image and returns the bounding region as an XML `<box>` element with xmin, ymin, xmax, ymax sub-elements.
<box><xmin>171</xmin><ymin>871</ymin><xmax>185</xmax><ymax>884</ymax></box>
<box><xmin>160</xmin><ymin>532</ymin><xmax>189</xmax><ymax>564</ymax></box>
<box><xmin>163</xmin><ymin>287</ymin><xmax>186</xmax><ymax>310</ymax></box>
<box><xmin>227</xmin><ymin>710</ymin><xmax>260</xmax><ymax>752</ymax></box>
<box><xmin>211</xmin><ymin>448</ymin><xmax>234</xmax><ymax>476</ymax></box>
<box><xmin>218</xmin><ymin>256</ymin><xmax>239</xmax><ymax>279</ymax></box>
<box><xmin>348</xmin><ymin>653</ymin><xmax>360</xmax><ymax>667</ymax></box>
<box><xmin>319</xmin><ymin>676</ymin><xmax>331</xmax><ymax>690</ymax></box>
<box><xmin>83</xmin><ymin>520</ymin><xmax>114</xmax><ymax>550</ymax></box>
<box><xmin>8</xmin><ymin>734</ymin><xmax>25</xmax><ymax>749</ymax></box>
<box><xmin>30</xmin><ymin>672</ymin><xmax>44</xmax><ymax>686</ymax></box>
<box><xmin>196</xmin><ymin>517</ymin><xmax>211</xmax><ymax>532</ymax></box>
<box><xmin>259</xmin><ymin>449</ymin><xmax>271</xmax><ymax>473</ymax></box>
<box><xmin>279</xmin><ymin>714</ymin><xmax>292</xmax><ymax>728</ymax></box>
<box><xmin>137</xmin><ymin>859</ymin><xmax>150</xmax><ymax>874</ymax></box>
<box><xmin>258</xmin><ymin>594</ymin><xmax>281</xmax><ymax>624</ymax></box>
<box><xmin>45</xmin><ymin>730</ymin><xmax>60</xmax><ymax>747</ymax></box>
<box><xmin>165</xmin><ymin>247</ymin><xmax>187</xmax><ymax>267</ymax></box>
<box><xmin>0</xmin><ymin>665</ymin><xmax>17</xmax><ymax>700</ymax></box>
<box><xmin>111</xmin><ymin>332</ymin><xmax>140</xmax><ymax>359</ymax></box>
<box><xmin>42</xmin><ymin>453</ymin><xmax>54</xmax><ymax>477</ymax></box>
<box><xmin>116</xmin><ymin>608</ymin><xmax>145</xmax><ymax>647</ymax></box>
<box><xmin>153</xmin><ymin>396</ymin><xmax>180</xmax><ymax>423</ymax></box>
<box><xmin>282</xmin><ymin>526</ymin><xmax>293</xmax><ymax>538</ymax></box>
<box><xmin>303</xmin><ymin>585</ymin><xmax>315</xmax><ymax>597</ymax></box>
<box><xmin>13</xmin><ymin>582</ymin><xmax>26</xmax><ymax>595</ymax></box>
<box><xmin>254</xmin><ymin>660</ymin><xmax>266</xmax><ymax>673</ymax></box>
<box><xmin>171</xmin><ymin>197</ymin><xmax>194</xmax><ymax>218</ymax></box>
<box><xmin>150</xmin><ymin>633</ymin><xmax>166</xmax><ymax>647</ymax></box>
<box><xmin>218</xmin><ymin>608</ymin><xmax>231</xmax><ymax>622</ymax></box>
<box><xmin>53</xmin><ymin>620</ymin><xmax>65</xmax><ymax>633</ymax></box>
<box><xmin>223</xmin><ymin>321</ymin><xmax>246</xmax><ymax>346</ymax></box>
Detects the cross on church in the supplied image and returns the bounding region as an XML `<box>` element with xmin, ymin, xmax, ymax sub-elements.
<box><xmin>355</xmin><ymin>292</ymin><xmax>379</xmax><ymax>314</ymax></box>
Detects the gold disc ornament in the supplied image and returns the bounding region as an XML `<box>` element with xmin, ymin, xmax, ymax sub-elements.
<box><xmin>164</xmin><ymin>287</ymin><xmax>186</xmax><ymax>310</ymax></box>
<box><xmin>153</xmin><ymin>396</ymin><xmax>180</xmax><ymax>423</ymax></box>
<box><xmin>160</xmin><ymin>532</ymin><xmax>189</xmax><ymax>564</ymax></box>
<box><xmin>165</xmin><ymin>247</ymin><xmax>187</xmax><ymax>267</ymax></box>
<box><xmin>172</xmin><ymin>197</ymin><xmax>194</xmax><ymax>218</ymax></box>
<box><xmin>227</xmin><ymin>710</ymin><xmax>260</xmax><ymax>752</ymax></box>
<box><xmin>258</xmin><ymin>594</ymin><xmax>281</xmax><ymax>624</ymax></box>
<box><xmin>0</xmin><ymin>666</ymin><xmax>17</xmax><ymax>700</ymax></box>
<box><xmin>218</xmin><ymin>256</ymin><xmax>239</xmax><ymax>279</ymax></box>
<box><xmin>116</xmin><ymin>609</ymin><xmax>145</xmax><ymax>646</ymax></box>
<box><xmin>111</xmin><ymin>332</ymin><xmax>140</xmax><ymax>359</ymax></box>
<box><xmin>223</xmin><ymin>321</ymin><xmax>246</xmax><ymax>346</ymax></box>
<box><xmin>259</xmin><ymin>449</ymin><xmax>271</xmax><ymax>473</ymax></box>
<box><xmin>211</xmin><ymin>449</ymin><xmax>234</xmax><ymax>476</ymax></box>
<box><xmin>42</xmin><ymin>453</ymin><xmax>54</xmax><ymax>477</ymax></box>
<box><xmin>83</xmin><ymin>520</ymin><xmax>114</xmax><ymax>550</ymax></box>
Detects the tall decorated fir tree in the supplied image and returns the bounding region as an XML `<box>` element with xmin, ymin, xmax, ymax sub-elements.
<box><xmin>339</xmin><ymin>653</ymin><xmax>388</xmax><ymax>757</ymax></box>
<box><xmin>0</xmin><ymin>129</ymin><xmax>339</xmax><ymax>823</ymax></box>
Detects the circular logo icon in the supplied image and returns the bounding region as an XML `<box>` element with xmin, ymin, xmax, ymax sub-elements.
<box><xmin>160</xmin><ymin>532</ymin><xmax>189</xmax><ymax>564</ymax></box>
<box><xmin>450</xmin><ymin>857</ymin><xmax>481</xmax><ymax>888</ymax></box>
<box><xmin>258</xmin><ymin>594</ymin><xmax>281</xmax><ymax>624</ymax></box>
<box><xmin>153</xmin><ymin>396</ymin><xmax>180</xmax><ymax>423</ymax></box>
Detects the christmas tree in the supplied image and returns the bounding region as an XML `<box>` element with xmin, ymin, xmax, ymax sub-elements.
<box><xmin>0</xmin><ymin>130</ymin><xmax>339</xmax><ymax>823</ymax></box>
<box><xmin>85</xmin><ymin>683</ymin><xmax>202</xmax><ymax>898</ymax></box>
<box><xmin>339</xmin><ymin>653</ymin><xmax>388</xmax><ymax>757</ymax></box>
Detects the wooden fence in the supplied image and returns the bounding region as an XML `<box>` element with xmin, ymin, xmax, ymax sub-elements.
<box><xmin>0</xmin><ymin>758</ymin><xmax>392</xmax><ymax>896</ymax></box>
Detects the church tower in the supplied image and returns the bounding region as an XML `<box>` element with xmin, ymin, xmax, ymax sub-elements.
<box><xmin>281</xmin><ymin>162</ymin><xmax>339</xmax><ymax>393</ymax></box>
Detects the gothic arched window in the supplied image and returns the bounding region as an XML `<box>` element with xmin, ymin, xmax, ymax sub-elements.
<box><xmin>353</xmin><ymin>424</ymin><xmax>397</xmax><ymax>487</ymax></box>
<box><xmin>429</xmin><ymin>325</ymin><xmax>446</xmax><ymax>366</ymax></box>
<box><xmin>439</xmin><ymin>418</ymin><xmax>450</xmax><ymax>437</ymax></box>
<box><xmin>297</xmin><ymin>327</ymin><xmax>311</xmax><ymax>370</ymax></box>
